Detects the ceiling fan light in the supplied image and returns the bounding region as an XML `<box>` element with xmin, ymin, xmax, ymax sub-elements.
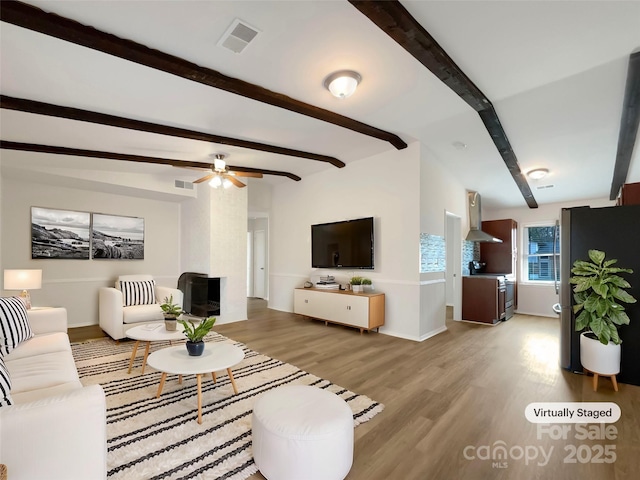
<box><xmin>214</xmin><ymin>158</ymin><xmax>226</xmax><ymax>171</ymax></box>
<box><xmin>324</xmin><ymin>70</ymin><xmax>361</xmax><ymax>99</ymax></box>
<box><xmin>222</xmin><ymin>178</ymin><xmax>233</xmax><ymax>189</ymax></box>
<box><xmin>527</xmin><ymin>168</ymin><xmax>549</xmax><ymax>180</ymax></box>
<box><xmin>209</xmin><ymin>175</ymin><xmax>223</xmax><ymax>188</ymax></box>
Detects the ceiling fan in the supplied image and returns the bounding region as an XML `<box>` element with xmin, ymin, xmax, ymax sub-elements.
<box><xmin>190</xmin><ymin>154</ymin><xmax>262</xmax><ymax>189</ymax></box>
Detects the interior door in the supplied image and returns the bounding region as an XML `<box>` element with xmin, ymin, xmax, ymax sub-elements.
<box><xmin>253</xmin><ymin>229</ymin><xmax>266</xmax><ymax>299</ymax></box>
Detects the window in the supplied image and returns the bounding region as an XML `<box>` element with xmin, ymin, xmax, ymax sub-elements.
<box><xmin>523</xmin><ymin>224</ymin><xmax>559</xmax><ymax>282</ymax></box>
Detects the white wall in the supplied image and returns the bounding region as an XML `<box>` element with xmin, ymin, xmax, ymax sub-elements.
<box><xmin>248</xmin><ymin>180</ymin><xmax>272</xmax><ymax>216</ymax></box>
<box><xmin>269</xmin><ymin>143</ymin><xmax>423</xmax><ymax>340</ymax></box>
<box><xmin>418</xmin><ymin>150</ymin><xmax>469</xmax><ymax>337</ymax></box>
<box><xmin>485</xmin><ymin>197</ymin><xmax>614</xmax><ymax>317</ymax></box>
<box><xmin>0</xmin><ymin>178</ymin><xmax>181</xmax><ymax>327</ymax></box>
<box><xmin>181</xmin><ymin>183</ymin><xmax>248</xmax><ymax>324</ymax></box>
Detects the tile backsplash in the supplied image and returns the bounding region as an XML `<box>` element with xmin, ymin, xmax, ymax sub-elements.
<box><xmin>462</xmin><ymin>240</ymin><xmax>480</xmax><ymax>275</ymax></box>
<box><xmin>420</xmin><ymin>233</ymin><xmax>446</xmax><ymax>273</ymax></box>
<box><xmin>420</xmin><ymin>235</ymin><xmax>479</xmax><ymax>274</ymax></box>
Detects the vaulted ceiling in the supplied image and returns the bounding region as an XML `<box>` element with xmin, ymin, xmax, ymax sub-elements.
<box><xmin>1</xmin><ymin>0</ymin><xmax>639</xmax><ymax>209</ymax></box>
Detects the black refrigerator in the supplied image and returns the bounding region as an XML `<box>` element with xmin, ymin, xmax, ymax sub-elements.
<box><xmin>559</xmin><ymin>205</ymin><xmax>640</xmax><ymax>386</ymax></box>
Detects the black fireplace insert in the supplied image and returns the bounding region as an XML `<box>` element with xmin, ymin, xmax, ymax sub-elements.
<box><xmin>177</xmin><ymin>272</ymin><xmax>221</xmax><ymax>317</ymax></box>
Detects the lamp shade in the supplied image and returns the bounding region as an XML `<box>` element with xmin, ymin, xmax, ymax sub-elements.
<box><xmin>323</xmin><ymin>70</ymin><xmax>362</xmax><ymax>99</ymax></box>
<box><xmin>4</xmin><ymin>269</ymin><xmax>42</xmax><ymax>290</ymax></box>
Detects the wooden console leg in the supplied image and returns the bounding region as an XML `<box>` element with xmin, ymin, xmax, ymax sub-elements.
<box><xmin>611</xmin><ymin>375</ymin><xmax>619</xmax><ymax>392</ymax></box>
<box><xmin>592</xmin><ymin>373</ymin><xmax>599</xmax><ymax>392</ymax></box>
<box><xmin>212</xmin><ymin>372</ymin><xmax>217</xmax><ymax>383</ymax></box>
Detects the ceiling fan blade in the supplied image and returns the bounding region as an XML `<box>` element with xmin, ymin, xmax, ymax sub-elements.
<box><xmin>193</xmin><ymin>173</ymin><xmax>215</xmax><ymax>184</ymax></box>
<box><xmin>226</xmin><ymin>175</ymin><xmax>246</xmax><ymax>188</ymax></box>
<box><xmin>229</xmin><ymin>170</ymin><xmax>262</xmax><ymax>178</ymax></box>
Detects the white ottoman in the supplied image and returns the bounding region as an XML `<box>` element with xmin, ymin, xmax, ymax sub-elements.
<box><xmin>252</xmin><ymin>385</ymin><xmax>354</xmax><ymax>480</ymax></box>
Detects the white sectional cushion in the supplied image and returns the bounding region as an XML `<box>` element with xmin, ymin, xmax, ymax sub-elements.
<box><xmin>6</xmin><ymin>350</ymin><xmax>80</xmax><ymax>396</ymax></box>
<box><xmin>0</xmin><ymin>355</ymin><xmax>12</xmax><ymax>406</ymax></box>
<box><xmin>10</xmin><ymin>379</ymin><xmax>83</xmax><ymax>404</ymax></box>
<box><xmin>0</xmin><ymin>296</ymin><xmax>33</xmax><ymax>356</ymax></box>
<box><xmin>120</xmin><ymin>279</ymin><xmax>156</xmax><ymax>306</ymax></box>
<box><xmin>4</xmin><ymin>332</ymin><xmax>71</xmax><ymax>362</ymax></box>
<box><xmin>122</xmin><ymin>303</ymin><xmax>164</xmax><ymax>324</ymax></box>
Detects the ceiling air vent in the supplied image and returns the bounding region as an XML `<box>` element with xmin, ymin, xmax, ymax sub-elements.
<box><xmin>174</xmin><ymin>180</ymin><xmax>194</xmax><ymax>190</ymax></box>
<box><xmin>536</xmin><ymin>184</ymin><xmax>555</xmax><ymax>190</ymax></box>
<box><xmin>218</xmin><ymin>19</ymin><xmax>260</xmax><ymax>54</ymax></box>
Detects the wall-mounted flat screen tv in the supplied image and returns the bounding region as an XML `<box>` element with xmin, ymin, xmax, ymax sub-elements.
<box><xmin>311</xmin><ymin>217</ymin><xmax>374</xmax><ymax>269</ymax></box>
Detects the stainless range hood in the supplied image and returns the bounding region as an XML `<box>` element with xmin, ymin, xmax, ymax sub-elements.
<box><xmin>465</xmin><ymin>191</ymin><xmax>503</xmax><ymax>243</ymax></box>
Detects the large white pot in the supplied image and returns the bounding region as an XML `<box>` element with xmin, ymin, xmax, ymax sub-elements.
<box><xmin>580</xmin><ymin>332</ymin><xmax>621</xmax><ymax>375</ymax></box>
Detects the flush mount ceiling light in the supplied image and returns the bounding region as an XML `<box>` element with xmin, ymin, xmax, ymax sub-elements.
<box><xmin>323</xmin><ymin>70</ymin><xmax>362</xmax><ymax>99</ymax></box>
<box><xmin>527</xmin><ymin>168</ymin><xmax>549</xmax><ymax>180</ymax></box>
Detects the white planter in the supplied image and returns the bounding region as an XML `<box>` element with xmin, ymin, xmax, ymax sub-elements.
<box><xmin>352</xmin><ymin>285</ymin><xmax>364</xmax><ymax>293</ymax></box>
<box><xmin>580</xmin><ymin>332</ymin><xmax>621</xmax><ymax>375</ymax></box>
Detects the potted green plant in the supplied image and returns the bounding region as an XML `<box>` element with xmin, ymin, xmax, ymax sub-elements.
<box><xmin>570</xmin><ymin>249</ymin><xmax>636</xmax><ymax>383</ymax></box>
<box><xmin>160</xmin><ymin>295</ymin><xmax>183</xmax><ymax>331</ymax></box>
<box><xmin>350</xmin><ymin>276</ymin><xmax>364</xmax><ymax>293</ymax></box>
<box><xmin>362</xmin><ymin>278</ymin><xmax>372</xmax><ymax>291</ymax></box>
<box><xmin>178</xmin><ymin>316</ymin><xmax>217</xmax><ymax>356</ymax></box>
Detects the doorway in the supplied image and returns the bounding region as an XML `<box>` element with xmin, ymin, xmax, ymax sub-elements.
<box><xmin>247</xmin><ymin>216</ymin><xmax>268</xmax><ymax>300</ymax></box>
<box><xmin>445</xmin><ymin>212</ymin><xmax>462</xmax><ymax>321</ymax></box>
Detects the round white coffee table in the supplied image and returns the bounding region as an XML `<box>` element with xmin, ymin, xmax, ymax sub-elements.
<box><xmin>126</xmin><ymin>322</ymin><xmax>185</xmax><ymax>374</ymax></box>
<box><xmin>147</xmin><ymin>343</ymin><xmax>245</xmax><ymax>424</ymax></box>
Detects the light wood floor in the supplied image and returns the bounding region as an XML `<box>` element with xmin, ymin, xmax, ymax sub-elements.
<box><xmin>71</xmin><ymin>299</ymin><xmax>640</xmax><ymax>479</ymax></box>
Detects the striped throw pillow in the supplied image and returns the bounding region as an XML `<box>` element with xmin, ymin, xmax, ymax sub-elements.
<box><xmin>0</xmin><ymin>297</ymin><xmax>33</xmax><ymax>356</ymax></box>
<box><xmin>0</xmin><ymin>355</ymin><xmax>12</xmax><ymax>406</ymax></box>
<box><xmin>120</xmin><ymin>280</ymin><xmax>156</xmax><ymax>307</ymax></box>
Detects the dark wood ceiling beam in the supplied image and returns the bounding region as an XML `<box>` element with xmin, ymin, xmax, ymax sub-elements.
<box><xmin>349</xmin><ymin>0</ymin><xmax>538</xmax><ymax>208</ymax></box>
<box><xmin>478</xmin><ymin>106</ymin><xmax>536</xmax><ymax>206</ymax></box>
<box><xmin>0</xmin><ymin>141</ymin><xmax>302</xmax><ymax>181</ymax></box>
<box><xmin>0</xmin><ymin>95</ymin><xmax>345</xmax><ymax>168</ymax></box>
<box><xmin>0</xmin><ymin>0</ymin><xmax>407</xmax><ymax>150</ymax></box>
<box><xmin>609</xmin><ymin>51</ymin><xmax>640</xmax><ymax>200</ymax></box>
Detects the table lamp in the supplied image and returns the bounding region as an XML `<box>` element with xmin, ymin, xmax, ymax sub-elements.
<box><xmin>3</xmin><ymin>269</ymin><xmax>42</xmax><ymax>309</ymax></box>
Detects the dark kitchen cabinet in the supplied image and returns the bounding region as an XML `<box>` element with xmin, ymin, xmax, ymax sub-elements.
<box><xmin>480</xmin><ymin>219</ymin><xmax>517</xmax><ymax>274</ymax></box>
<box><xmin>618</xmin><ymin>182</ymin><xmax>640</xmax><ymax>206</ymax></box>
<box><xmin>462</xmin><ymin>276</ymin><xmax>505</xmax><ymax>324</ymax></box>
<box><xmin>480</xmin><ymin>219</ymin><xmax>518</xmax><ymax>310</ymax></box>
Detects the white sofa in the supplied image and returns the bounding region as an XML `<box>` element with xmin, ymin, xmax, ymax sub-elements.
<box><xmin>99</xmin><ymin>274</ymin><xmax>184</xmax><ymax>340</ymax></box>
<box><xmin>0</xmin><ymin>307</ymin><xmax>107</xmax><ymax>480</ymax></box>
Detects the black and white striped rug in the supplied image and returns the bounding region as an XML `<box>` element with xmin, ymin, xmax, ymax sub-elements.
<box><xmin>72</xmin><ymin>332</ymin><xmax>384</xmax><ymax>480</ymax></box>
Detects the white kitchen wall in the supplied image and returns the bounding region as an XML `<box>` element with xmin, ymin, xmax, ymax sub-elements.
<box><xmin>269</xmin><ymin>143</ymin><xmax>423</xmax><ymax>340</ymax></box>
<box><xmin>0</xmin><ymin>177</ymin><xmax>181</xmax><ymax>327</ymax></box>
<box><xmin>485</xmin><ymin>197</ymin><xmax>614</xmax><ymax>317</ymax></box>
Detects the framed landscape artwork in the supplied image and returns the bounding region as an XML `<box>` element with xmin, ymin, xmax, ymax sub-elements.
<box><xmin>31</xmin><ymin>207</ymin><xmax>91</xmax><ymax>259</ymax></box>
<box><xmin>91</xmin><ymin>213</ymin><xmax>145</xmax><ymax>259</ymax></box>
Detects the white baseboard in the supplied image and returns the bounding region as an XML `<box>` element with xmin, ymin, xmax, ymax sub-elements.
<box><xmin>419</xmin><ymin>325</ymin><xmax>448</xmax><ymax>342</ymax></box>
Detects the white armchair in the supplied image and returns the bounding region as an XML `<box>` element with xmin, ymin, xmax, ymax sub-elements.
<box><xmin>99</xmin><ymin>275</ymin><xmax>183</xmax><ymax>340</ymax></box>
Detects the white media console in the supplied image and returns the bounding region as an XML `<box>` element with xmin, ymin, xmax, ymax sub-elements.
<box><xmin>293</xmin><ymin>287</ymin><xmax>385</xmax><ymax>334</ymax></box>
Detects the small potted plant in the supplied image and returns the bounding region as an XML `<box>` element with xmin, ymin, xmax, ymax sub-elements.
<box><xmin>160</xmin><ymin>295</ymin><xmax>182</xmax><ymax>331</ymax></box>
<box><xmin>350</xmin><ymin>276</ymin><xmax>364</xmax><ymax>293</ymax></box>
<box><xmin>570</xmin><ymin>249</ymin><xmax>636</xmax><ymax>385</ymax></box>
<box><xmin>178</xmin><ymin>316</ymin><xmax>217</xmax><ymax>356</ymax></box>
<box><xmin>362</xmin><ymin>278</ymin><xmax>372</xmax><ymax>291</ymax></box>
